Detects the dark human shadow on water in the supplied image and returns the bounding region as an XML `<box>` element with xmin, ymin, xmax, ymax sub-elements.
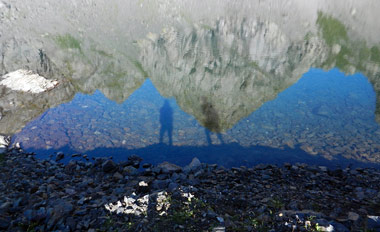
<box><xmin>159</xmin><ymin>100</ymin><xmax>173</xmax><ymax>146</ymax></box>
<box><xmin>201</xmin><ymin>97</ymin><xmax>221</xmax><ymax>132</ymax></box>
<box><xmin>30</xmin><ymin>142</ymin><xmax>380</xmax><ymax>170</ymax></box>
<box><xmin>205</xmin><ymin>129</ymin><xmax>225</xmax><ymax>146</ymax></box>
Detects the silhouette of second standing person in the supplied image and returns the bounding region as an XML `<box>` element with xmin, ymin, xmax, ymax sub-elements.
<box><xmin>159</xmin><ymin>100</ymin><xmax>173</xmax><ymax>146</ymax></box>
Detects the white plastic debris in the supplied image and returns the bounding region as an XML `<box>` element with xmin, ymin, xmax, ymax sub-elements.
<box><xmin>0</xmin><ymin>69</ymin><xmax>58</xmax><ymax>93</ymax></box>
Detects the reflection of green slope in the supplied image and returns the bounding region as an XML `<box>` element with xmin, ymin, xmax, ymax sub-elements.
<box><xmin>317</xmin><ymin>12</ymin><xmax>348</xmax><ymax>46</ymax></box>
<box><xmin>316</xmin><ymin>12</ymin><xmax>380</xmax><ymax>123</ymax></box>
<box><xmin>55</xmin><ymin>34</ymin><xmax>82</xmax><ymax>51</ymax></box>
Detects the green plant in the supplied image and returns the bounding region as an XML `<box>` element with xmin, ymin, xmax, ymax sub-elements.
<box><xmin>17</xmin><ymin>222</ymin><xmax>39</xmax><ymax>232</ymax></box>
<box><xmin>269</xmin><ymin>198</ymin><xmax>284</xmax><ymax>210</ymax></box>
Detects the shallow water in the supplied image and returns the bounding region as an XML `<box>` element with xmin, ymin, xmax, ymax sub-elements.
<box><xmin>1</xmin><ymin>1</ymin><xmax>380</xmax><ymax>168</ymax></box>
<box><xmin>12</xmin><ymin>68</ymin><xmax>380</xmax><ymax>168</ymax></box>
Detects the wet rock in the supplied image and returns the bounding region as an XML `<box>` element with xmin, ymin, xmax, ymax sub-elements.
<box><xmin>142</xmin><ymin>163</ymin><xmax>152</xmax><ymax>168</ymax></box>
<box><xmin>55</xmin><ymin>152</ymin><xmax>64</xmax><ymax>161</ymax></box>
<box><xmin>158</xmin><ymin>162</ymin><xmax>182</xmax><ymax>173</ymax></box>
<box><xmin>102</xmin><ymin>160</ymin><xmax>116</xmax><ymax>173</ymax></box>
<box><xmin>128</xmin><ymin>155</ymin><xmax>143</xmax><ymax>168</ymax></box>
<box><xmin>184</xmin><ymin>157</ymin><xmax>201</xmax><ymax>173</ymax></box>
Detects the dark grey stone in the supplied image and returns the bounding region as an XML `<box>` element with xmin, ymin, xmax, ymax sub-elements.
<box><xmin>102</xmin><ymin>160</ymin><xmax>117</xmax><ymax>173</ymax></box>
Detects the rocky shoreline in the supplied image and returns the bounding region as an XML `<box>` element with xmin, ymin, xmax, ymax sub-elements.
<box><xmin>0</xmin><ymin>144</ymin><xmax>380</xmax><ymax>232</ymax></box>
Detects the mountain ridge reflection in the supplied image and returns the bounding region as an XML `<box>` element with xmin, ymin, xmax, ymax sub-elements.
<box><xmin>12</xmin><ymin>69</ymin><xmax>380</xmax><ymax>165</ymax></box>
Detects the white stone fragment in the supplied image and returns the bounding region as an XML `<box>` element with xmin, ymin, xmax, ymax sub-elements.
<box><xmin>0</xmin><ymin>135</ymin><xmax>10</xmax><ymax>148</ymax></box>
<box><xmin>0</xmin><ymin>69</ymin><xmax>58</xmax><ymax>93</ymax></box>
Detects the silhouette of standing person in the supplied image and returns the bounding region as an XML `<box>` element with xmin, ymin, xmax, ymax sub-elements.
<box><xmin>159</xmin><ymin>100</ymin><xmax>173</xmax><ymax>146</ymax></box>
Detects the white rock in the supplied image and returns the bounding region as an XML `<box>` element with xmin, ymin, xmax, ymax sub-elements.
<box><xmin>0</xmin><ymin>69</ymin><xmax>58</xmax><ymax>93</ymax></box>
<box><xmin>0</xmin><ymin>135</ymin><xmax>9</xmax><ymax>148</ymax></box>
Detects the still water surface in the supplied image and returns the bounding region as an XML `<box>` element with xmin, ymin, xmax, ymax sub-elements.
<box><xmin>1</xmin><ymin>2</ymin><xmax>380</xmax><ymax>168</ymax></box>
<box><xmin>13</xmin><ymin>68</ymin><xmax>380</xmax><ymax>168</ymax></box>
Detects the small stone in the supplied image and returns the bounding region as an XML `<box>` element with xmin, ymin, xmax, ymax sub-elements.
<box><xmin>113</xmin><ymin>172</ymin><xmax>123</xmax><ymax>180</ymax></box>
<box><xmin>142</xmin><ymin>163</ymin><xmax>152</xmax><ymax>168</ymax></box>
<box><xmin>102</xmin><ymin>160</ymin><xmax>116</xmax><ymax>173</ymax></box>
<box><xmin>217</xmin><ymin>216</ymin><xmax>224</xmax><ymax>223</ymax></box>
<box><xmin>0</xmin><ymin>135</ymin><xmax>10</xmax><ymax>148</ymax></box>
<box><xmin>123</xmin><ymin>166</ymin><xmax>138</xmax><ymax>176</ymax></box>
<box><xmin>348</xmin><ymin>212</ymin><xmax>359</xmax><ymax>221</ymax></box>
<box><xmin>184</xmin><ymin>157</ymin><xmax>202</xmax><ymax>173</ymax></box>
<box><xmin>168</xmin><ymin>182</ymin><xmax>178</xmax><ymax>192</ymax></box>
<box><xmin>0</xmin><ymin>202</ymin><xmax>11</xmax><ymax>210</ymax></box>
<box><xmin>55</xmin><ymin>152</ymin><xmax>64</xmax><ymax>161</ymax></box>
<box><xmin>65</xmin><ymin>188</ymin><xmax>76</xmax><ymax>195</ymax></box>
<box><xmin>127</xmin><ymin>155</ymin><xmax>142</xmax><ymax>168</ymax></box>
<box><xmin>212</xmin><ymin>227</ymin><xmax>226</xmax><ymax>232</ymax></box>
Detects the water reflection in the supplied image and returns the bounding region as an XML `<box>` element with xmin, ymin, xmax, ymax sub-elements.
<box><xmin>159</xmin><ymin>100</ymin><xmax>173</xmax><ymax>146</ymax></box>
<box><xmin>11</xmin><ymin>68</ymin><xmax>380</xmax><ymax>167</ymax></box>
<box><xmin>205</xmin><ymin>129</ymin><xmax>224</xmax><ymax>146</ymax></box>
<box><xmin>1</xmin><ymin>3</ymin><xmax>380</xmax><ymax>167</ymax></box>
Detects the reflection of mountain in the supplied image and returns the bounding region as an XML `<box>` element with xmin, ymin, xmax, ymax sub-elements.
<box><xmin>0</xmin><ymin>0</ymin><xmax>380</xmax><ymax>134</ymax></box>
<box><xmin>138</xmin><ymin>13</ymin><xmax>380</xmax><ymax>131</ymax></box>
<box><xmin>139</xmin><ymin>18</ymin><xmax>328</xmax><ymax>131</ymax></box>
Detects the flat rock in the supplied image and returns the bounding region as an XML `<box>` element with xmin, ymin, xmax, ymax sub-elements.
<box><xmin>158</xmin><ymin>162</ymin><xmax>182</xmax><ymax>173</ymax></box>
<box><xmin>348</xmin><ymin>212</ymin><xmax>359</xmax><ymax>221</ymax></box>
